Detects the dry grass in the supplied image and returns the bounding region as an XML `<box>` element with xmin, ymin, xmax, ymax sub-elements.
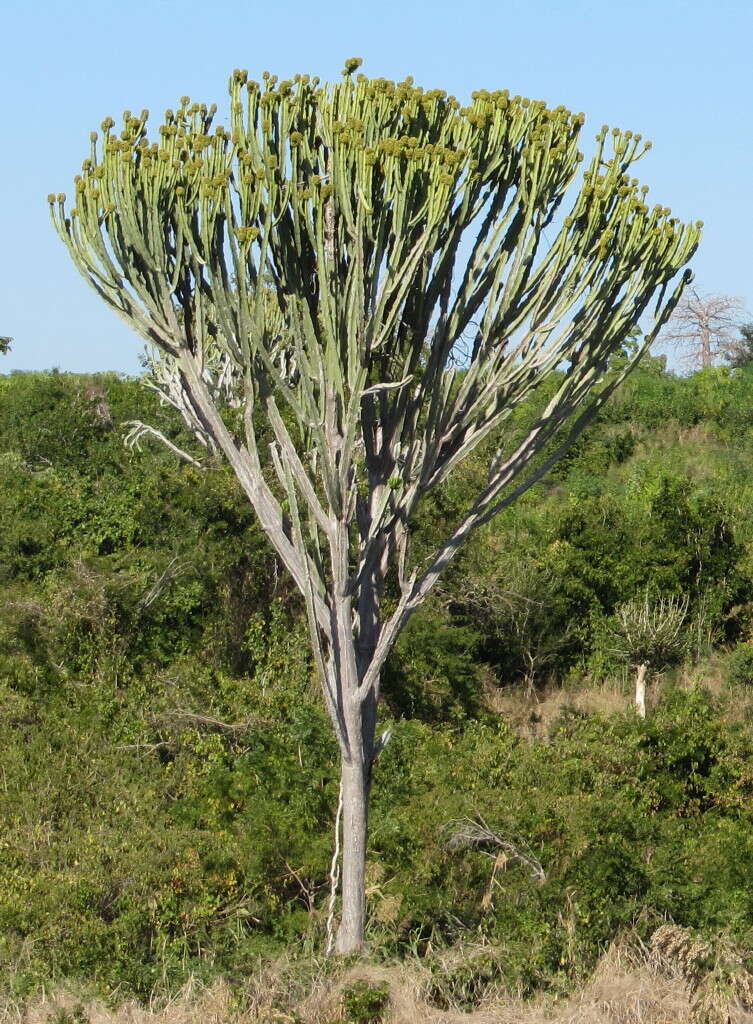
<box><xmin>9</xmin><ymin>935</ymin><xmax>753</xmax><ymax>1024</ymax></box>
<box><xmin>483</xmin><ymin>654</ymin><xmax>753</xmax><ymax>742</ymax></box>
<box><xmin>485</xmin><ymin>676</ymin><xmax>636</xmax><ymax>741</ymax></box>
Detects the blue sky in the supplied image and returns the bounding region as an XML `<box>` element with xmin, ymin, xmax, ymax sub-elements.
<box><xmin>1</xmin><ymin>0</ymin><xmax>751</xmax><ymax>374</ymax></box>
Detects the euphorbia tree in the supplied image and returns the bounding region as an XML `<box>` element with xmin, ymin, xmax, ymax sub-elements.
<box><xmin>51</xmin><ymin>60</ymin><xmax>700</xmax><ymax>952</ymax></box>
<box><xmin>612</xmin><ymin>592</ymin><xmax>689</xmax><ymax>717</ymax></box>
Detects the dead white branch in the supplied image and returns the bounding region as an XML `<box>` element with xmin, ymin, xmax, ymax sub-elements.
<box><xmin>446</xmin><ymin>815</ymin><xmax>546</xmax><ymax>884</ymax></box>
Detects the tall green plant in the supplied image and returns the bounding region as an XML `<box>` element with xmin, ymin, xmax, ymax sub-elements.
<box><xmin>51</xmin><ymin>60</ymin><xmax>700</xmax><ymax>952</ymax></box>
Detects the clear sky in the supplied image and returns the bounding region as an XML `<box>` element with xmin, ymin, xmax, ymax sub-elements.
<box><xmin>1</xmin><ymin>0</ymin><xmax>751</xmax><ymax>374</ymax></box>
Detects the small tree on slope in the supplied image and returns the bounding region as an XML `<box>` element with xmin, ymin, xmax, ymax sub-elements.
<box><xmin>51</xmin><ymin>61</ymin><xmax>700</xmax><ymax>953</ymax></box>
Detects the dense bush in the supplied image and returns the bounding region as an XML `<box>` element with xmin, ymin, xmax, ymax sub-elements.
<box><xmin>8</xmin><ymin>676</ymin><xmax>753</xmax><ymax>1002</ymax></box>
<box><xmin>727</xmin><ymin>642</ymin><xmax>753</xmax><ymax>688</ymax></box>
<box><xmin>4</xmin><ymin>364</ymin><xmax>753</xmax><ymax>1003</ymax></box>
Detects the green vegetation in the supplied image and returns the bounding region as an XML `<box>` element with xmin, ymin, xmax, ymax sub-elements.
<box><xmin>341</xmin><ymin>980</ymin><xmax>390</xmax><ymax>1023</ymax></box>
<box><xmin>4</xmin><ymin>356</ymin><xmax>753</xmax><ymax>1009</ymax></box>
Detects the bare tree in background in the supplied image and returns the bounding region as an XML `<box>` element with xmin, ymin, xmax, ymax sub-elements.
<box><xmin>660</xmin><ymin>290</ymin><xmax>746</xmax><ymax>369</ymax></box>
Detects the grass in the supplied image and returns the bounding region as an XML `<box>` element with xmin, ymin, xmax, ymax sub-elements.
<box><xmin>484</xmin><ymin>652</ymin><xmax>753</xmax><ymax>741</ymax></box>
<box><xmin>0</xmin><ymin>942</ymin><xmax>714</xmax><ymax>1024</ymax></box>
<box><xmin>4</xmin><ymin>921</ymin><xmax>753</xmax><ymax>1024</ymax></box>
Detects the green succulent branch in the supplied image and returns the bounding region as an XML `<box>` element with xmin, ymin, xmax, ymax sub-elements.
<box><xmin>51</xmin><ymin>66</ymin><xmax>699</xmax><ymax>615</ymax></box>
<box><xmin>51</xmin><ymin>60</ymin><xmax>701</xmax><ymax>953</ymax></box>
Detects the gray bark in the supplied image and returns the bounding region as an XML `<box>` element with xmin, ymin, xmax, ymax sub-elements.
<box><xmin>335</xmin><ymin>758</ymin><xmax>371</xmax><ymax>953</ymax></box>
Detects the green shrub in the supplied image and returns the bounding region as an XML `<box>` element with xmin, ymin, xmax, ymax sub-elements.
<box><xmin>727</xmin><ymin>642</ymin><xmax>753</xmax><ymax>687</ymax></box>
<box><xmin>381</xmin><ymin>602</ymin><xmax>484</xmax><ymax>722</ymax></box>
<box><xmin>340</xmin><ymin>980</ymin><xmax>389</xmax><ymax>1023</ymax></box>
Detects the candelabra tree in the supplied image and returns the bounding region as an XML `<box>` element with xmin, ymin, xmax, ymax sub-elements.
<box><xmin>611</xmin><ymin>592</ymin><xmax>689</xmax><ymax>717</ymax></box>
<box><xmin>51</xmin><ymin>60</ymin><xmax>700</xmax><ymax>953</ymax></box>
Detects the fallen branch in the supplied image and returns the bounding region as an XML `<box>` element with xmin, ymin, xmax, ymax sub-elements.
<box><xmin>152</xmin><ymin>708</ymin><xmax>270</xmax><ymax>734</ymax></box>
<box><xmin>446</xmin><ymin>815</ymin><xmax>546</xmax><ymax>885</ymax></box>
<box><xmin>115</xmin><ymin>741</ymin><xmax>173</xmax><ymax>752</ymax></box>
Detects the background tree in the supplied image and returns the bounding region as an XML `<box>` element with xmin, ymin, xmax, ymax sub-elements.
<box><xmin>456</xmin><ymin>551</ymin><xmax>574</xmax><ymax>697</ymax></box>
<box><xmin>723</xmin><ymin>322</ymin><xmax>753</xmax><ymax>369</ymax></box>
<box><xmin>51</xmin><ymin>61</ymin><xmax>700</xmax><ymax>952</ymax></box>
<box><xmin>659</xmin><ymin>289</ymin><xmax>746</xmax><ymax>369</ymax></box>
<box><xmin>611</xmin><ymin>591</ymin><xmax>689</xmax><ymax>717</ymax></box>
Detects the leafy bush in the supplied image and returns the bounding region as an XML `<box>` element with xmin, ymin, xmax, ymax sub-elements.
<box><xmin>6</xmin><ymin>366</ymin><xmax>753</xmax><ymax>1005</ymax></box>
<box><xmin>340</xmin><ymin>980</ymin><xmax>389</xmax><ymax>1023</ymax></box>
<box><xmin>727</xmin><ymin>642</ymin><xmax>753</xmax><ymax>688</ymax></box>
<box><xmin>381</xmin><ymin>601</ymin><xmax>484</xmax><ymax>722</ymax></box>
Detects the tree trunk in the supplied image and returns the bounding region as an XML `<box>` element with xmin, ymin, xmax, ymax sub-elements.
<box><xmin>635</xmin><ymin>662</ymin><xmax>648</xmax><ymax>719</ymax></box>
<box><xmin>335</xmin><ymin>757</ymin><xmax>370</xmax><ymax>953</ymax></box>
